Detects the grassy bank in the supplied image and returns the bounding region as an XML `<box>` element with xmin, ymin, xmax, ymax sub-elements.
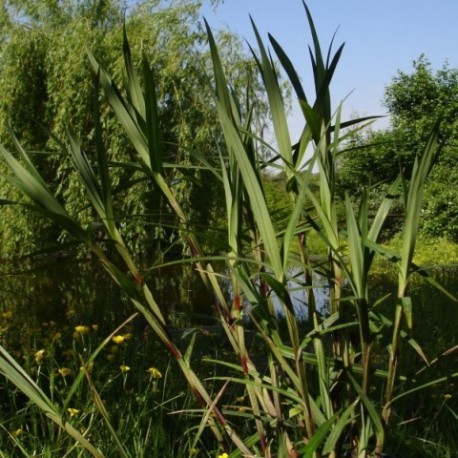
<box><xmin>1</xmin><ymin>3</ymin><xmax>457</xmax><ymax>457</ymax></box>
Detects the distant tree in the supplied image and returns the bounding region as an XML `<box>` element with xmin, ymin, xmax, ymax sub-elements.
<box><xmin>338</xmin><ymin>56</ymin><xmax>458</xmax><ymax>240</ymax></box>
<box><xmin>0</xmin><ymin>0</ymin><xmax>268</xmax><ymax>258</ymax></box>
<box><xmin>385</xmin><ymin>56</ymin><xmax>458</xmax><ymax>146</ymax></box>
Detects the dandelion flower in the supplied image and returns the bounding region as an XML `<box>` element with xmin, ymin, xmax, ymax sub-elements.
<box><xmin>58</xmin><ymin>367</ymin><xmax>72</xmax><ymax>377</ymax></box>
<box><xmin>218</xmin><ymin>453</ymin><xmax>229</xmax><ymax>458</ymax></box>
<box><xmin>34</xmin><ymin>349</ymin><xmax>45</xmax><ymax>364</ymax></box>
<box><xmin>80</xmin><ymin>362</ymin><xmax>94</xmax><ymax>373</ymax></box>
<box><xmin>120</xmin><ymin>365</ymin><xmax>130</xmax><ymax>373</ymax></box>
<box><xmin>52</xmin><ymin>332</ymin><xmax>62</xmax><ymax>341</ymax></box>
<box><xmin>67</xmin><ymin>408</ymin><xmax>80</xmax><ymax>417</ymax></box>
<box><xmin>112</xmin><ymin>335</ymin><xmax>125</xmax><ymax>344</ymax></box>
<box><xmin>147</xmin><ymin>367</ymin><xmax>162</xmax><ymax>378</ymax></box>
<box><xmin>74</xmin><ymin>325</ymin><xmax>89</xmax><ymax>334</ymax></box>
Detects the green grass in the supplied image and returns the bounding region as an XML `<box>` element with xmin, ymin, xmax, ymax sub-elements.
<box><xmin>1</xmin><ymin>3</ymin><xmax>457</xmax><ymax>456</ymax></box>
<box><xmin>0</xmin><ymin>315</ymin><xmax>219</xmax><ymax>457</ymax></box>
<box><xmin>370</xmin><ymin>234</ymin><xmax>458</xmax><ymax>279</ymax></box>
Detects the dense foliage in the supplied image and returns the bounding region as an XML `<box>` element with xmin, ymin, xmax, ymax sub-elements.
<box><xmin>0</xmin><ymin>3</ymin><xmax>457</xmax><ymax>457</ymax></box>
<box><xmin>339</xmin><ymin>57</ymin><xmax>458</xmax><ymax>240</ymax></box>
<box><xmin>0</xmin><ymin>0</ymin><xmax>267</xmax><ymax>258</ymax></box>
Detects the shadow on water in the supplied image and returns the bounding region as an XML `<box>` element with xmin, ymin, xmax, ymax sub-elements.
<box><xmin>0</xmin><ymin>258</ymin><xmax>457</xmax><ymax>456</ymax></box>
<box><xmin>1</xmin><ymin>259</ymin><xmax>456</xmax><ymax>348</ymax></box>
<box><xmin>0</xmin><ymin>257</ymin><xmax>218</xmax><ymax>332</ymax></box>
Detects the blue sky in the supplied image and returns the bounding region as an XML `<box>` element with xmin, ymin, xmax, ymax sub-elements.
<box><xmin>201</xmin><ymin>1</ymin><xmax>458</xmax><ymax>138</ymax></box>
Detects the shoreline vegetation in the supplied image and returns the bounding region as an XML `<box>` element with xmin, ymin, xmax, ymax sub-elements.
<box><xmin>0</xmin><ymin>1</ymin><xmax>457</xmax><ymax>457</ymax></box>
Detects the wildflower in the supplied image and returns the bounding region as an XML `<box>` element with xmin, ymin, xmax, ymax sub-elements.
<box><xmin>218</xmin><ymin>453</ymin><xmax>229</xmax><ymax>458</ymax></box>
<box><xmin>2</xmin><ymin>311</ymin><xmax>12</xmax><ymax>319</ymax></box>
<box><xmin>34</xmin><ymin>349</ymin><xmax>45</xmax><ymax>364</ymax></box>
<box><xmin>147</xmin><ymin>367</ymin><xmax>162</xmax><ymax>378</ymax></box>
<box><xmin>120</xmin><ymin>365</ymin><xmax>130</xmax><ymax>373</ymax></box>
<box><xmin>51</xmin><ymin>332</ymin><xmax>62</xmax><ymax>341</ymax></box>
<box><xmin>58</xmin><ymin>367</ymin><xmax>72</xmax><ymax>377</ymax></box>
<box><xmin>67</xmin><ymin>408</ymin><xmax>80</xmax><ymax>417</ymax></box>
<box><xmin>12</xmin><ymin>428</ymin><xmax>22</xmax><ymax>437</ymax></box>
<box><xmin>80</xmin><ymin>362</ymin><xmax>94</xmax><ymax>374</ymax></box>
<box><xmin>112</xmin><ymin>335</ymin><xmax>125</xmax><ymax>344</ymax></box>
<box><xmin>74</xmin><ymin>325</ymin><xmax>90</xmax><ymax>334</ymax></box>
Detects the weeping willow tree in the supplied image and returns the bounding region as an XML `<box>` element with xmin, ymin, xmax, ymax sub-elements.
<box><xmin>0</xmin><ymin>0</ymin><xmax>269</xmax><ymax>258</ymax></box>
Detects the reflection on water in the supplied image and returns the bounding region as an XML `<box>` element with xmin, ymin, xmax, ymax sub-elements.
<box><xmin>0</xmin><ymin>258</ymin><xmax>218</xmax><ymax>333</ymax></box>
<box><xmin>0</xmin><ymin>258</ymin><xmax>457</xmax><ymax>355</ymax></box>
<box><xmin>263</xmin><ymin>269</ymin><xmax>330</xmax><ymax>320</ymax></box>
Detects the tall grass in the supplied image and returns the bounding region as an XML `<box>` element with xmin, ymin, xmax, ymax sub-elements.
<box><xmin>0</xmin><ymin>3</ymin><xmax>457</xmax><ymax>456</ymax></box>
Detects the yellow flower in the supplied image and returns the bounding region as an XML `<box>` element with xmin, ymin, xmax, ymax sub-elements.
<box><xmin>147</xmin><ymin>367</ymin><xmax>162</xmax><ymax>378</ymax></box>
<box><xmin>218</xmin><ymin>453</ymin><xmax>229</xmax><ymax>458</ymax></box>
<box><xmin>12</xmin><ymin>428</ymin><xmax>22</xmax><ymax>437</ymax></box>
<box><xmin>34</xmin><ymin>349</ymin><xmax>45</xmax><ymax>364</ymax></box>
<box><xmin>67</xmin><ymin>408</ymin><xmax>80</xmax><ymax>417</ymax></box>
<box><xmin>2</xmin><ymin>310</ymin><xmax>12</xmax><ymax>319</ymax></box>
<box><xmin>52</xmin><ymin>332</ymin><xmax>62</xmax><ymax>341</ymax></box>
<box><xmin>80</xmin><ymin>362</ymin><xmax>94</xmax><ymax>373</ymax></box>
<box><xmin>120</xmin><ymin>365</ymin><xmax>130</xmax><ymax>373</ymax></box>
<box><xmin>112</xmin><ymin>335</ymin><xmax>125</xmax><ymax>344</ymax></box>
<box><xmin>74</xmin><ymin>325</ymin><xmax>90</xmax><ymax>334</ymax></box>
<box><xmin>58</xmin><ymin>367</ymin><xmax>72</xmax><ymax>377</ymax></box>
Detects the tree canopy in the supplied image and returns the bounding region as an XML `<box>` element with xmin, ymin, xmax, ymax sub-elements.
<box><xmin>339</xmin><ymin>56</ymin><xmax>458</xmax><ymax>240</ymax></box>
<box><xmin>0</xmin><ymin>0</ymin><xmax>266</xmax><ymax>258</ymax></box>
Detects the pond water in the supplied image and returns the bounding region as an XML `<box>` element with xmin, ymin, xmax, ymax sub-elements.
<box><xmin>0</xmin><ymin>257</ymin><xmax>457</xmax><ymax>361</ymax></box>
<box><xmin>1</xmin><ymin>258</ymin><xmax>456</xmax><ymax>456</ymax></box>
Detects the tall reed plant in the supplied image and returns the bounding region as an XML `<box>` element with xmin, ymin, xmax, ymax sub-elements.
<box><xmin>0</xmin><ymin>3</ymin><xmax>456</xmax><ymax>457</ymax></box>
